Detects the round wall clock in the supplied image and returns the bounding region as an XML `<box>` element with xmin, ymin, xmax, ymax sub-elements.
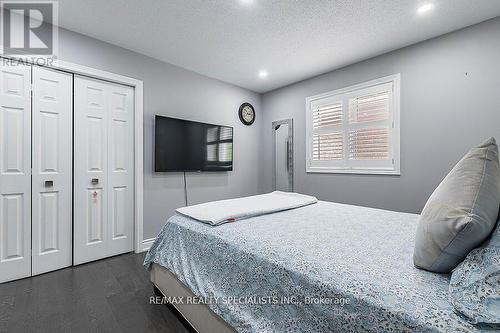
<box><xmin>238</xmin><ymin>103</ymin><xmax>255</xmax><ymax>126</ymax></box>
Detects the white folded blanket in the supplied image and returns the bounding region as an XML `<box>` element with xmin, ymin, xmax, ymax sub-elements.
<box><xmin>176</xmin><ymin>191</ymin><xmax>318</xmax><ymax>226</ymax></box>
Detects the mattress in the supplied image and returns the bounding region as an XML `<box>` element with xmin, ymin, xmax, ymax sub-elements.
<box><xmin>144</xmin><ymin>201</ymin><xmax>483</xmax><ymax>333</ymax></box>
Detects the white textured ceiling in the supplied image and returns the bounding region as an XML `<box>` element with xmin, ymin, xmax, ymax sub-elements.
<box><xmin>55</xmin><ymin>0</ymin><xmax>500</xmax><ymax>93</ymax></box>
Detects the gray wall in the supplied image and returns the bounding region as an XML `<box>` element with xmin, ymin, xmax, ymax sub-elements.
<box><xmin>35</xmin><ymin>16</ymin><xmax>500</xmax><ymax>239</ymax></box>
<box><xmin>56</xmin><ymin>28</ymin><xmax>262</xmax><ymax>239</ymax></box>
<box><xmin>260</xmin><ymin>17</ymin><xmax>500</xmax><ymax>214</ymax></box>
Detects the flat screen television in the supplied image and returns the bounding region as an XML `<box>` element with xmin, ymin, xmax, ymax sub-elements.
<box><xmin>154</xmin><ymin>115</ymin><xmax>233</xmax><ymax>172</ymax></box>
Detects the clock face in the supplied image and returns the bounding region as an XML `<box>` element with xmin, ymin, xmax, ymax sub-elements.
<box><xmin>242</xmin><ymin>106</ymin><xmax>254</xmax><ymax>122</ymax></box>
<box><xmin>239</xmin><ymin>103</ymin><xmax>255</xmax><ymax>125</ymax></box>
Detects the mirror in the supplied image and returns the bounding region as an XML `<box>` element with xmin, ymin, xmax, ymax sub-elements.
<box><xmin>272</xmin><ymin>119</ymin><xmax>293</xmax><ymax>192</ymax></box>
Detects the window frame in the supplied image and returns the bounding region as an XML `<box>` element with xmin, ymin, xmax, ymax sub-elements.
<box><xmin>305</xmin><ymin>74</ymin><xmax>400</xmax><ymax>175</ymax></box>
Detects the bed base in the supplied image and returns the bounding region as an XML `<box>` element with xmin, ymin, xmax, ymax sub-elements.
<box><xmin>150</xmin><ymin>263</ymin><xmax>236</xmax><ymax>333</ymax></box>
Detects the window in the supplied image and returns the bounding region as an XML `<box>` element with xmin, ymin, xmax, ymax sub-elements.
<box><xmin>305</xmin><ymin>74</ymin><xmax>400</xmax><ymax>175</ymax></box>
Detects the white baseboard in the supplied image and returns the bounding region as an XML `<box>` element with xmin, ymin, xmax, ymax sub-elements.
<box><xmin>141</xmin><ymin>238</ymin><xmax>156</xmax><ymax>252</ymax></box>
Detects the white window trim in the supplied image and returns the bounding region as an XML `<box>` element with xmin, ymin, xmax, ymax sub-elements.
<box><xmin>305</xmin><ymin>74</ymin><xmax>400</xmax><ymax>175</ymax></box>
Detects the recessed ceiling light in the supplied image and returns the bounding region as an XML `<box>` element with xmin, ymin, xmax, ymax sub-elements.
<box><xmin>417</xmin><ymin>3</ymin><xmax>434</xmax><ymax>15</ymax></box>
<box><xmin>258</xmin><ymin>70</ymin><xmax>268</xmax><ymax>78</ymax></box>
<box><xmin>239</xmin><ymin>0</ymin><xmax>254</xmax><ymax>5</ymax></box>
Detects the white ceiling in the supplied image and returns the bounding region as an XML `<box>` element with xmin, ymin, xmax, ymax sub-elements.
<box><xmin>55</xmin><ymin>0</ymin><xmax>500</xmax><ymax>93</ymax></box>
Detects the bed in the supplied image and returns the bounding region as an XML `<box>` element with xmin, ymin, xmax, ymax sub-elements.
<box><xmin>144</xmin><ymin>201</ymin><xmax>484</xmax><ymax>333</ymax></box>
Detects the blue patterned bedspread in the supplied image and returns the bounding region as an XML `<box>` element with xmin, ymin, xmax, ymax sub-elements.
<box><xmin>144</xmin><ymin>201</ymin><xmax>485</xmax><ymax>333</ymax></box>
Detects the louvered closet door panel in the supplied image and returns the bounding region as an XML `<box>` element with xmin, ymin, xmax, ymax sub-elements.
<box><xmin>74</xmin><ymin>76</ymin><xmax>109</xmax><ymax>265</ymax></box>
<box><xmin>32</xmin><ymin>67</ymin><xmax>72</xmax><ymax>275</ymax></box>
<box><xmin>0</xmin><ymin>63</ymin><xmax>31</xmax><ymax>283</ymax></box>
<box><xmin>74</xmin><ymin>76</ymin><xmax>134</xmax><ymax>265</ymax></box>
<box><xmin>107</xmin><ymin>84</ymin><xmax>134</xmax><ymax>257</ymax></box>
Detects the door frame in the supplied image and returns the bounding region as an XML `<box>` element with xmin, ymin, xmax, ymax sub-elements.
<box><xmin>272</xmin><ymin>118</ymin><xmax>294</xmax><ymax>192</ymax></box>
<box><xmin>0</xmin><ymin>55</ymin><xmax>144</xmax><ymax>254</ymax></box>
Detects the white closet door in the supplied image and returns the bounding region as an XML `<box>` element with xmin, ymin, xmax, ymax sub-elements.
<box><xmin>107</xmin><ymin>83</ymin><xmax>134</xmax><ymax>257</ymax></box>
<box><xmin>74</xmin><ymin>76</ymin><xmax>134</xmax><ymax>265</ymax></box>
<box><xmin>32</xmin><ymin>67</ymin><xmax>72</xmax><ymax>275</ymax></box>
<box><xmin>74</xmin><ymin>77</ymin><xmax>108</xmax><ymax>265</ymax></box>
<box><xmin>0</xmin><ymin>63</ymin><xmax>31</xmax><ymax>283</ymax></box>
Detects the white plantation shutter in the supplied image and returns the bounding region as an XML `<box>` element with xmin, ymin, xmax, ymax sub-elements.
<box><xmin>348</xmin><ymin>91</ymin><xmax>391</xmax><ymax>161</ymax></box>
<box><xmin>349</xmin><ymin>91</ymin><xmax>389</xmax><ymax>124</ymax></box>
<box><xmin>349</xmin><ymin>128</ymin><xmax>389</xmax><ymax>160</ymax></box>
<box><xmin>311</xmin><ymin>102</ymin><xmax>343</xmax><ymax>162</ymax></box>
<box><xmin>313</xmin><ymin>103</ymin><xmax>343</xmax><ymax>129</ymax></box>
<box><xmin>306</xmin><ymin>74</ymin><xmax>400</xmax><ymax>174</ymax></box>
<box><xmin>312</xmin><ymin>132</ymin><xmax>343</xmax><ymax>160</ymax></box>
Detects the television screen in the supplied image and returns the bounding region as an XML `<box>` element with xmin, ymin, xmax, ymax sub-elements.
<box><xmin>154</xmin><ymin>116</ymin><xmax>233</xmax><ymax>172</ymax></box>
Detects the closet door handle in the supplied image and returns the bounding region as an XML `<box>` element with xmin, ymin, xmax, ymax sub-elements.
<box><xmin>91</xmin><ymin>178</ymin><xmax>99</xmax><ymax>185</ymax></box>
<box><xmin>44</xmin><ymin>180</ymin><xmax>54</xmax><ymax>187</ymax></box>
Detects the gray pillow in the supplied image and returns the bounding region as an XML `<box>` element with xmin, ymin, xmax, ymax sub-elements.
<box><xmin>414</xmin><ymin>137</ymin><xmax>500</xmax><ymax>273</ymax></box>
<box><xmin>449</xmin><ymin>211</ymin><xmax>500</xmax><ymax>324</ymax></box>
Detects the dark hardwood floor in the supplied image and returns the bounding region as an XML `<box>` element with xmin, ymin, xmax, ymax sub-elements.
<box><xmin>0</xmin><ymin>253</ymin><xmax>191</xmax><ymax>333</ymax></box>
